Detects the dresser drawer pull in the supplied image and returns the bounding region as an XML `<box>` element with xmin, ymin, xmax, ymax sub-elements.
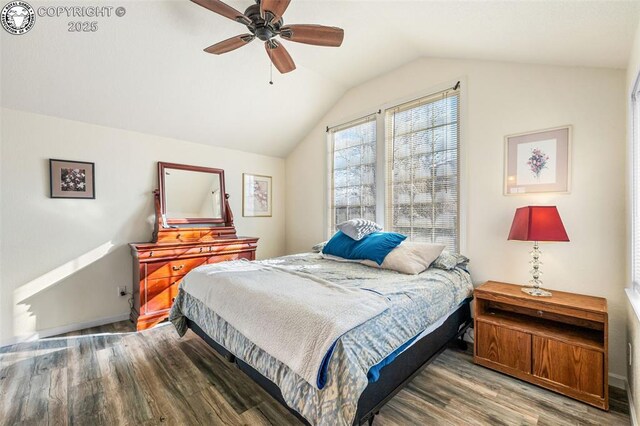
<box><xmin>172</xmin><ymin>265</ymin><xmax>185</xmax><ymax>271</ymax></box>
<box><xmin>537</xmin><ymin>310</ymin><xmax>544</xmax><ymax>317</ymax></box>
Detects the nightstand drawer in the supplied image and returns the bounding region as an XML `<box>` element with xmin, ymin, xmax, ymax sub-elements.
<box><xmin>533</xmin><ymin>336</ymin><xmax>604</xmax><ymax>397</ymax></box>
<box><xmin>476</xmin><ymin>321</ymin><xmax>532</xmax><ymax>373</ymax></box>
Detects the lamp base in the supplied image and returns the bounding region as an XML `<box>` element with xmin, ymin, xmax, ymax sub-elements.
<box><xmin>522</xmin><ymin>287</ymin><xmax>552</xmax><ymax>297</ymax></box>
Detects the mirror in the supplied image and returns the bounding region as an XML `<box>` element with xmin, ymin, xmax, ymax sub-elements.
<box><xmin>158</xmin><ymin>162</ymin><xmax>226</xmax><ymax>225</ymax></box>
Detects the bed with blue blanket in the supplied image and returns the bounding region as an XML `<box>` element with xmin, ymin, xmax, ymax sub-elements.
<box><xmin>169</xmin><ymin>251</ymin><xmax>473</xmax><ymax>426</ymax></box>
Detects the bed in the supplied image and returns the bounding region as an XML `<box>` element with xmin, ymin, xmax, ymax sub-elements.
<box><xmin>169</xmin><ymin>251</ymin><xmax>473</xmax><ymax>426</ymax></box>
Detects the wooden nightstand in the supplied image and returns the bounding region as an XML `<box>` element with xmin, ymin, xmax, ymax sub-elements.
<box><xmin>473</xmin><ymin>281</ymin><xmax>608</xmax><ymax>410</ymax></box>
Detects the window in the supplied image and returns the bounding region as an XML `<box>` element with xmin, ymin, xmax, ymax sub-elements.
<box><xmin>385</xmin><ymin>89</ymin><xmax>460</xmax><ymax>252</ymax></box>
<box><xmin>327</xmin><ymin>115</ymin><xmax>377</xmax><ymax>234</ymax></box>
<box><xmin>326</xmin><ymin>83</ymin><xmax>461</xmax><ymax>252</ymax></box>
<box><xmin>633</xmin><ymin>79</ymin><xmax>640</xmax><ymax>292</ymax></box>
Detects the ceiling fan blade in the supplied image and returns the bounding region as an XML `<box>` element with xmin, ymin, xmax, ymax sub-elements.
<box><xmin>280</xmin><ymin>24</ymin><xmax>344</xmax><ymax>47</ymax></box>
<box><xmin>204</xmin><ymin>34</ymin><xmax>255</xmax><ymax>54</ymax></box>
<box><xmin>265</xmin><ymin>40</ymin><xmax>296</xmax><ymax>74</ymax></box>
<box><xmin>260</xmin><ymin>0</ymin><xmax>291</xmax><ymax>23</ymax></box>
<box><xmin>190</xmin><ymin>0</ymin><xmax>251</xmax><ymax>25</ymax></box>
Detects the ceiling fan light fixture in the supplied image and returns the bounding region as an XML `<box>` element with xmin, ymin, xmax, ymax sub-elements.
<box><xmin>254</xmin><ymin>26</ymin><xmax>274</xmax><ymax>41</ymax></box>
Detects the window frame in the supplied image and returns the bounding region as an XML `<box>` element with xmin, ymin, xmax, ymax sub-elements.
<box><xmin>324</xmin><ymin>79</ymin><xmax>467</xmax><ymax>254</ymax></box>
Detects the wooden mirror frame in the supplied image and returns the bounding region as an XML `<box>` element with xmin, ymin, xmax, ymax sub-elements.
<box><xmin>158</xmin><ymin>162</ymin><xmax>227</xmax><ymax>226</ymax></box>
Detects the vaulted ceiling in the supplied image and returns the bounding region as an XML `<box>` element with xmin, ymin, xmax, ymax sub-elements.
<box><xmin>2</xmin><ymin>0</ymin><xmax>639</xmax><ymax>157</ymax></box>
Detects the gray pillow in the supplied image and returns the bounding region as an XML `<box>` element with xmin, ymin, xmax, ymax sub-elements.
<box><xmin>432</xmin><ymin>251</ymin><xmax>469</xmax><ymax>270</ymax></box>
<box><xmin>337</xmin><ymin>219</ymin><xmax>383</xmax><ymax>241</ymax></box>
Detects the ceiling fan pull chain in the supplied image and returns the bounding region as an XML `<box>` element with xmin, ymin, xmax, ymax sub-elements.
<box><xmin>270</xmin><ymin>60</ymin><xmax>274</xmax><ymax>85</ymax></box>
<box><xmin>267</xmin><ymin>46</ymin><xmax>274</xmax><ymax>85</ymax></box>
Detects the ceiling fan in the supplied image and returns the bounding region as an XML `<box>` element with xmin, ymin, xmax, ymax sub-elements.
<box><xmin>191</xmin><ymin>0</ymin><xmax>344</xmax><ymax>74</ymax></box>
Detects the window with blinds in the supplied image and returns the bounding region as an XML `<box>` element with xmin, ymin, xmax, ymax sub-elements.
<box><xmin>633</xmin><ymin>82</ymin><xmax>640</xmax><ymax>291</ymax></box>
<box><xmin>385</xmin><ymin>88</ymin><xmax>460</xmax><ymax>252</ymax></box>
<box><xmin>328</xmin><ymin>115</ymin><xmax>377</xmax><ymax>234</ymax></box>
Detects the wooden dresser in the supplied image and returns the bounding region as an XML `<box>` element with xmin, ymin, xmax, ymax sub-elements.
<box><xmin>130</xmin><ymin>162</ymin><xmax>259</xmax><ymax>330</ymax></box>
<box><xmin>130</xmin><ymin>235</ymin><xmax>258</xmax><ymax>331</ymax></box>
<box><xmin>474</xmin><ymin>281</ymin><xmax>608</xmax><ymax>410</ymax></box>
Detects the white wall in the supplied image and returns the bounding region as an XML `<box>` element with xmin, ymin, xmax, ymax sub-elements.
<box><xmin>0</xmin><ymin>108</ymin><xmax>286</xmax><ymax>346</ymax></box>
<box><xmin>628</xmin><ymin>297</ymin><xmax>640</xmax><ymax>423</ymax></box>
<box><xmin>286</xmin><ymin>57</ymin><xmax>627</xmax><ymax>378</ymax></box>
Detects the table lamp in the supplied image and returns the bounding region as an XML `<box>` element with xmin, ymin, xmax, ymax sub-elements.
<box><xmin>507</xmin><ymin>206</ymin><xmax>569</xmax><ymax>297</ymax></box>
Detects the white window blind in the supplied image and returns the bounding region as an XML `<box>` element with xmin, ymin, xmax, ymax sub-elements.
<box><xmin>385</xmin><ymin>88</ymin><xmax>460</xmax><ymax>252</ymax></box>
<box><xmin>633</xmin><ymin>82</ymin><xmax>640</xmax><ymax>291</ymax></box>
<box><xmin>328</xmin><ymin>114</ymin><xmax>377</xmax><ymax>234</ymax></box>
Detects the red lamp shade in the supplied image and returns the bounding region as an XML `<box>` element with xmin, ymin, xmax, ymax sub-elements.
<box><xmin>508</xmin><ymin>206</ymin><xmax>569</xmax><ymax>242</ymax></box>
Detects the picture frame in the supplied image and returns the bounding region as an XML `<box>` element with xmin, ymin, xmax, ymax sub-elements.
<box><xmin>242</xmin><ymin>173</ymin><xmax>272</xmax><ymax>217</ymax></box>
<box><xmin>504</xmin><ymin>125</ymin><xmax>571</xmax><ymax>195</ymax></box>
<box><xmin>49</xmin><ymin>159</ymin><xmax>95</xmax><ymax>199</ymax></box>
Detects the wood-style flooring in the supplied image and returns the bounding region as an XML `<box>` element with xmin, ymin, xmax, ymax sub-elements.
<box><xmin>0</xmin><ymin>320</ymin><xmax>630</xmax><ymax>425</ymax></box>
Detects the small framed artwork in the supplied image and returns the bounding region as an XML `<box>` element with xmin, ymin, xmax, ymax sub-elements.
<box><xmin>49</xmin><ymin>159</ymin><xmax>95</xmax><ymax>199</ymax></box>
<box><xmin>504</xmin><ymin>125</ymin><xmax>571</xmax><ymax>195</ymax></box>
<box><xmin>243</xmin><ymin>173</ymin><xmax>272</xmax><ymax>217</ymax></box>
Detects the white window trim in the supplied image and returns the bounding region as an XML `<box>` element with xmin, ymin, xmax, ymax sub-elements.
<box><xmin>627</xmin><ymin>288</ymin><xmax>640</xmax><ymax>325</ymax></box>
<box><xmin>324</xmin><ymin>77</ymin><xmax>468</xmax><ymax>255</ymax></box>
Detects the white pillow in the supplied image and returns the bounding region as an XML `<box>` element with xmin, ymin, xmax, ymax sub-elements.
<box><xmin>361</xmin><ymin>242</ymin><xmax>445</xmax><ymax>275</ymax></box>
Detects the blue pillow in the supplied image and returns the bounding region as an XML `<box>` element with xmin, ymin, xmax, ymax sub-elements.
<box><xmin>322</xmin><ymin>231</ymin><xmax>407</xmax><ymax>265</ymax></box>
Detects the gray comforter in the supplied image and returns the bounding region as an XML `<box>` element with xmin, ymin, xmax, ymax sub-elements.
<box><xmin>170</xmin><ymin>252</ymin><xmax>473</xmax><ymax>426</ymax></box>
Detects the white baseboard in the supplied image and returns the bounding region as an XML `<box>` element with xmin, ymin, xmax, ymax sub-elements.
<box><xmin>629</xmin><ymin>381</ymin><xmax>639</xmax><ymax>426</ymax></box>
<box><xmin>610</xmin><ymin>372</ymin><xmax>627</xmax><ymax>390</ymax></box>
<box><xmin>0</xmin><ymin>313</ymin><xmax>130</xmax><ymax>348</ymax></box>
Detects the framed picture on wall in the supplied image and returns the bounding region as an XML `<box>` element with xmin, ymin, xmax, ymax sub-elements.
<box><xmin>49</xmin><ymin>159</ymin><xmax>95</xmax><ymax>199</ymax></box>
<box><xmin>243</xmin><ymin>173</ymin><xmax>272</xmax><ymax>217</ymax></box>
<box><xmin>504</xmin><ymin>125</ymin><xmax>571</xmax><ymax>195</ymax></box>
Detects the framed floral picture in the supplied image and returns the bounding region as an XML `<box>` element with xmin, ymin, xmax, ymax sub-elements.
<box><xmin>504</xmin><ymin>126</ymin><xmax>571</xmax><ymax>195</ymax></box>
<box><xmin>243</xmin><ymin>173</ymin><xmax>272</xmax><ymax>217</ymax></box>
<box><xmin>49</xmin><ymin>159</ymin><xmax>95</xmax><ymax>199</ymax></box>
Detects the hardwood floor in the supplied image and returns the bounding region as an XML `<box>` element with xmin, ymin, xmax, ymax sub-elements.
<box><xmin>0</xmin><ymin>320</ymin><xmax>630</xmax><ymax>425</ymax></box>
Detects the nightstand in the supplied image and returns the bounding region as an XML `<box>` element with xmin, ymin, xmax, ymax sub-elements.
<box><xmin>473</xmin><ymin>281</ymin><xmax>608</xmax><ymax>410</ymax></box>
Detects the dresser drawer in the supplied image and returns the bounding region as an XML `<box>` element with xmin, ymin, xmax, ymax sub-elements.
<box><xmin>208</xmin><ymin>250</ymin><xmax>255</xmax><ymax>264</ymax></box>
<box><xmin>476</xmin><ymin>321</ymin><xmax>532</xmax><ymax>373</ymax></box>
<box><xmin>145</xmin><ymin>277</ymin><xmax>181</xmax><ymax>314</ymax></box>
<box><xmin>146</xmin><ymin>257</ymin><xmax>208</xmax><ymax>280</ymax></box>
